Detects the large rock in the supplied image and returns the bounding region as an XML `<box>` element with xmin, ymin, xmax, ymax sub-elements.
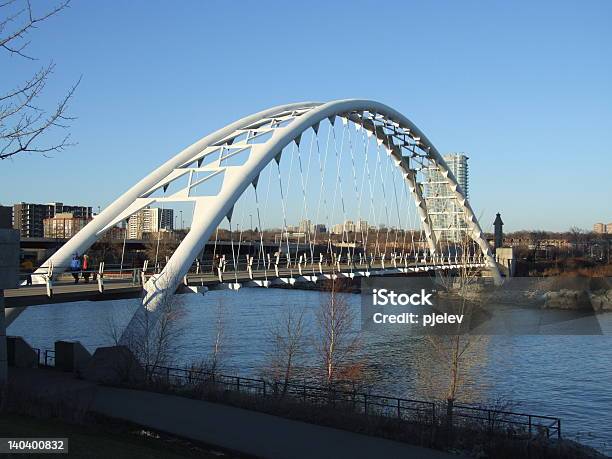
<box><xmin>82</xmin><ymin>345</ymin><xmax>145</xmax><ymax>385</ymax></box>
<box><xmin>542</xmin><ymin>289</ymin><xmax>592</xmax><ymax>310</ymax></box>
<box><xmin>589</xmin><ymin>289</ymin><xmax>612</xmax><ymax>312</ymax></box>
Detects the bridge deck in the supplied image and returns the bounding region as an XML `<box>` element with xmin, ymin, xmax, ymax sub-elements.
<box><xmin>5</xmin><ymin>262</ymin><xmax>486</xmax><ymax>308</ymax></box>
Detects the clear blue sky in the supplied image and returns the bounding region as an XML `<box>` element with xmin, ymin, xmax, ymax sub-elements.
<box><xmin>1</xmin><ymin>0</ymin><xmax>611</xmax><ymax>232</ymax></box>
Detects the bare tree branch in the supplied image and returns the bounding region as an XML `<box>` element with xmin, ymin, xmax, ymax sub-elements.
<box><xmin>0</xmin><ymin>0</ymin><xmax>78</xmax><ymax>161</ymax></box>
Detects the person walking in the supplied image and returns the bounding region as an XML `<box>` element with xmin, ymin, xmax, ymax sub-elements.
<box><xmin>70</xmin><ymin>253</ymin><xmax>81</xmax><ymax>284</ymax></box>
<box><xmin>82</xmin><ymin>254</ymin><xmax>91</xmax><ymax>283</ymax></box>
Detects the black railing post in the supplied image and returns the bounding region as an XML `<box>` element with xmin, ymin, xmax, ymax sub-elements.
<box><xmin>397</xmin><ymin>398</ymin><xmax>401</xmax><ymax>419</ymax></box>
<box><xmin>557</xmin><ymin>419</ymin><xmax>561</xmax><ymax>440</ymax></box>
<box><xmin>528</xmin><ymin>415</ymin><xmax>532</xmax><ymax>437</ymax></box>
<box><xmin>446</xmin><ymin>399</ymin><xmax>454</xmax><ymax>435</ymax></box>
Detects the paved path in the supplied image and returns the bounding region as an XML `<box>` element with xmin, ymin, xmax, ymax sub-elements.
<box><xmin>9</xmin><ymin>368</ymin><xmax>457</xmax><ymax>459</ymax></box>
<box><xmin>92</xmin><ymin>386</ymin><xmax>456</xmax><ymax>459</ymax></box>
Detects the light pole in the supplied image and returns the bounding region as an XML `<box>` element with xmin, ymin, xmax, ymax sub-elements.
<box><xmin>180</xmin><ymin>210</ymin><xmax>183</xmax><ymax>230</ymax></box>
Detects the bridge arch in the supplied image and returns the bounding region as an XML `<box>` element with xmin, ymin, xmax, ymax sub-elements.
<box><xmin>7</xmin><ymin>99</ymin><xmax>501</xmax><ymax>329</ymax></box>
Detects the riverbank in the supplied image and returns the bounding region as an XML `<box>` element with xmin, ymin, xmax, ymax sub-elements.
<box><xmin>8</xmin><ymin>289</ymin><xmax>612</xmax><ymax>454</ymax></box>
<box><xmin>3</xmin><ymin>367</ymin><xmax>457</xmax><ymax>459</ymax></box>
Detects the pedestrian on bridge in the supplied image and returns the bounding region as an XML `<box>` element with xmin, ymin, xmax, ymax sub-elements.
<box><xmin>70</xmin><ymin>254</ymin><xmax>81</xmax><ymax>284</ymax></box>
<box><xmin>82</xmin><ymin>254</ymin><xmax>91</xmax><ymax>283</ymax></box>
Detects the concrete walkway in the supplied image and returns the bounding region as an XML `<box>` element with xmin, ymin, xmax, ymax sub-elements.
<box><xmin>10</xmin><ymin>368</ymin><xmax>456</xmax><ymax>459</ymax></box>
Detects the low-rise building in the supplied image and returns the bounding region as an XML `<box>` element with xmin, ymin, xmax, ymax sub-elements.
<box><xmin>13</xmin><ymin>202</ymin><xmax>92</xmax><ymax>238</ymax></box>
<box><xmin>43</xmin><ymin>212</ymin><xmax>91</xmax><ymax>239</ymax></box>
<box><xmin>593</xmin><ymin>223</ymin><xmax>606</xmax><ymax>234</ymax></box>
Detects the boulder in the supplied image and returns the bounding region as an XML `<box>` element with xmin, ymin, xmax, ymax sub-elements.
<box><xmin>589</xmin><ymin>289</ymin><xmax>612</xmax><ymax>312</ymax></box>
<box><xmin>542</xmin><ymin>289</ymin><xmax>591</xmax><ymax>310</ymax></box>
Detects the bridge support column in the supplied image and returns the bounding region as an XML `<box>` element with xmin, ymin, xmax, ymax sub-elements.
<box><xmin>0</xmin><ymin>229</ymin><xmax>20</xmax><ymax>384</ymax></box>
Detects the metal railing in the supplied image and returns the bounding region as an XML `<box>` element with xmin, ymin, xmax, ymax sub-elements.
<box><xmin>42</xmin><ymin>349</ymin><xmax>55</xmax><ymax>367</ymax></box>
<box><xmin>452</xmin><ymin>403</ymin><xmax>561</xmax><ymax>440</ymax></box>
<box><xmin>144</xmin><ymin>364</ymin><xmax>560</xmax><ymax>439</ymax></box>
<box><xmin>36</xmin><ymin>353</ymin><xmax>561</xmax><ymax>440</ymax></box>
<box><xmin>145</xmin><ymin>364</ymin><xmax>436</xmax><ymax>425</ymax></box>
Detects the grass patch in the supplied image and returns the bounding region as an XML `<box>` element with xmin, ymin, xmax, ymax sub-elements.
<box><xmin>0</xmin><ymin>413</ymin><xmax>236</xmax><ymax>459</ymax></box>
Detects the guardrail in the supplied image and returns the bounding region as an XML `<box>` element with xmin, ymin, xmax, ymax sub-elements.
<box><xmin>146</xmin><ymin>364</ymin><xmax>436</xmax><ymax>425</ymax></box>
<box><xmin>36</xmin><ymin>352</ymin><xmax>561</xmax><ymax>440</ymax></box>
<box><xmin>452</xmin><ymin>403</ymin><xmax>561</xmax><ymax>440</ymax></box>
<box><xmin>144</xmin><ymin>364</ymin><xmax>560</xmax><ymax>439</ymax></box>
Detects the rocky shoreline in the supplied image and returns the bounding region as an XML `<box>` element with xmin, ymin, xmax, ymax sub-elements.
<box><xmin>543</xmin><ymin>288</ymin><xmax>612</xmax><ymax>312</ymax></box>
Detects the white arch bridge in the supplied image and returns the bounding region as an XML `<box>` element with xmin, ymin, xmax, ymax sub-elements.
<box><xmin>6</xmin><ymin>99</ymin><xmax>502</xmax><ymax>334</ymax></box>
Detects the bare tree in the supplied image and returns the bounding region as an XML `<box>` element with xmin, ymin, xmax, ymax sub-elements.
<box><xmin>111</xmin><ymin>293</ymin><xmax>186</xmax><ymax>380</ymax></box>
<box><xmin>568</xmin><ymin>226</ymin><xmax>585</xmax><ymax>257</ymax></box>
<box><xmin>144</xmin><ymin>234</ymin><xmax>178</xmax><ymax>272</ymax></box>
<box><xmin>205</xmin><ymin>299</ymin><xmax>226</xmax><ymax>376</ymax></box>
<box><xmin>263</xmin><ymin>306</ymin><xmax>306</xmax><ymax>395</ymax></box>
<box><xmin>316</xmin><ymin>278</ymin><xmax>361</xmax><ymax>388</ymax></box>
<box><xmin>1</xmin><ymin>0</ymin><xmax>79</xmax><ymax>160</ymax></box>
<box><xmin>427</xmin><ymin>233</ymin><xmax>489</xmax><ymax>408</ymax></box>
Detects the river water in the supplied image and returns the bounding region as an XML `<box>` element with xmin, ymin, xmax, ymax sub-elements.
<box><xmin>8</xmin><ymin>288</ymin><xmax>612</xmax><ymax>454</ymax></box>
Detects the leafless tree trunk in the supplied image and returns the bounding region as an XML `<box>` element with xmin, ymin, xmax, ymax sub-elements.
<box><xmin>263</xmin><ymin>306</ymin><xmax>306</xmax><ymax>395</ymax></box>
<box><xmin>205</xmin><ymin>299</ymin><xmax>226</xmax><ymax>376</ymax></box>
<box><xmin>316</xmin><ymin>278</ymin><xmax>361</xmax><ymax>388</ymax></box>
<box><xmin>428</xmin><ymin>232</ymin><xmax>489</xmax><ymax>403</ymax></box>
<box><xmin>1</xmin><ymin>0</ymin><xmax>79</xmax><ymax>160</ymax></box>
<box><xmin>108</xmin><ymin>294</ymin><xmax>186</xmax><ymax>380</ymax></box>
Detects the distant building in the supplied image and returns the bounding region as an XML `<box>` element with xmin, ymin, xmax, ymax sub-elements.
<box><xmin>127</xmin><ymin>207</ymin><xmax>174</xmax><ymax>239</ymax></box>
<box><xmin>313</xmin><ymin>224</ymin><xmax>327</xmax><ymax>234</ymax></box>
<box><xmin>43</xmin><ymin>212</ymin><xmax>91</xmax><ymax>239</ymax></box>
<box><xmin>607</xmin><ymin>223</ymin><xmax>612</xmax><ymax>234</ymax></box>
<box><xmin>298</xmin><ymin>219</ymin><xmax>313</xmax><ymax>234</ymax></box>
<box><xmin>355</xmin><ymin>219</ymin><xmax>369</xmax><ymax>233</ymax></box>
<box><xmin>330</xmin><ymin>220</ymin><xmax>357</xmax><ymax>235</ymax></box>
<box><xmin>424</xmin><ymin>153</ymin><xmax>469</xmax><ymax>242</ymax></box>
<box><xmin>13</xmin><ymin>202</ymin><xmax>93</xmax><ymax>238</ymax></box>
<box><xmin>593</xmin><ymin>223</ymin><xmax>605</xmax><ymax>234</ymax></box>
<box><xmin>0</xmin><ymin>205</ymin><xmax>12</xmax><ymax>229</ymax></box>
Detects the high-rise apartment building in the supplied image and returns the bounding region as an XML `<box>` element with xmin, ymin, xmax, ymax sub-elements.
<box><xmin>127</xmin><ymin>207</ymin><xmax>174</xmax><ymax>239</ymax></box>
<box><xmin>13</xmin><ymin>202</ymin><xmax>93</xmax><ymax>238</ymax></box>
<box><xmin>424</xmin><ymin>153</ymin><xmax>469</xmax><ymax>242</ymax></box>
<box><xmin>593</xmin><ymin>223</ymin><xmax>605</xmax><ymax>234</ymax></box>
